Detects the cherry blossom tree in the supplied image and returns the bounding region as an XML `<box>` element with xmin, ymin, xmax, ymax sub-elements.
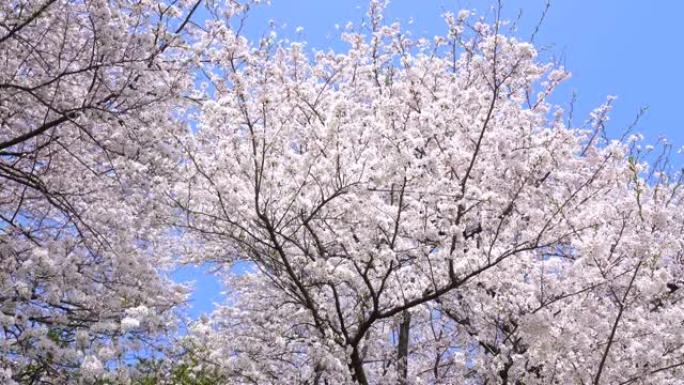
<box><xmin>173</xmin><ymin>2</ymin><xmax>684</xmax><ymax>384</ymax></box>
<box><xmin>4</xmin><ymin>1</ymin><xmax>683</xmax><ymax>384</ymax></box>
<box><xmin>0</xmin><ymin>0</ymin><xmax>199</xmax><ymax>383</ymax></box>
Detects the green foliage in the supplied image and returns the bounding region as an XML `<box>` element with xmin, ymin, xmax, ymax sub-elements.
<box><xmin>132</xmin><ymin>352</ymin><xmax>225</xmax><ymax>385</ymax></box>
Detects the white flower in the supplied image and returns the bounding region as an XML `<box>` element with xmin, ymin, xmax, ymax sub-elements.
<box><xmin>76</xmin><ymin>329</ymin><xmax>89</xmax><ymax>349</ymax></box>
<box><xmin>32</xmin><ymin>247</ymin><xmax>49</xmax><ymax>259</ymax></box>
<box><xmin>81</xmin><ymin>355</ymin><xmax>104</xmax><ymax>378</ymax></box>
<box><xmin>125</xmin><ymin>305</ymin><xmax>150</xmax><ymax>319</ymax></box>
<box><xmin>120</xmin><ymin>316</ymin><xmax>141</xmax><ymax>332</ymax></box>
<box><xmin>98</xmin><ymin>345</ymin><xmax>117</xmax><ymax>360</ymax></box>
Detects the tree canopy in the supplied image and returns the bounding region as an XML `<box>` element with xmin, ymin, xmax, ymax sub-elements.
<box><xmin>2</xmin><ymin>1</ymin><xmax>683</xmax><ymax>384</ymax></box>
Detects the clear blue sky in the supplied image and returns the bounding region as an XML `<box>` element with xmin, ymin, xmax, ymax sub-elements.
<box><xmin>175</xmin><ymin>0</ymin><xmax>684</xmax><ymax>317</ymax></box>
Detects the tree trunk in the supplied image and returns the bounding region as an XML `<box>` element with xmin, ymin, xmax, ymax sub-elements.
<box><xmin>350</xmin><ymin>347</ymin><xmax>369</xmax><ymax>385</ymax></box>
<box><xmin>397</xmin><ymin>310</ymin><xmax>411</xmax><ymax>384</ymax></box>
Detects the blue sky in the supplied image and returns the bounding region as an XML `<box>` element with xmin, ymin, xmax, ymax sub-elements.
<box><xmin>174</xmin><ymin>0</ymin><xmax>684</xmax><ymax>317</ymax></box>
